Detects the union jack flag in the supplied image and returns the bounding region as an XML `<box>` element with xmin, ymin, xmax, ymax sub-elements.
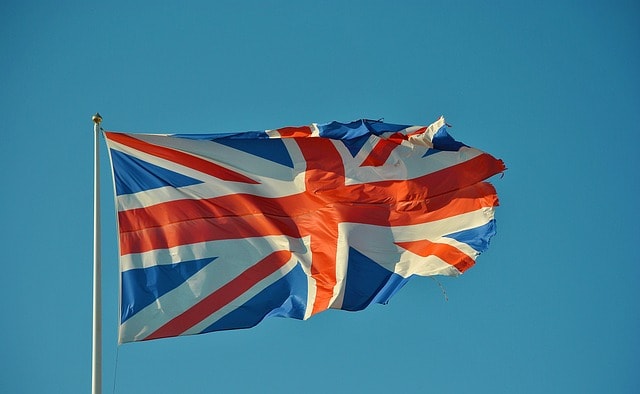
<box><xmin>104</xmin><ymin>117</ymin><xmax>505</xmax><ymax>343</ymax></box>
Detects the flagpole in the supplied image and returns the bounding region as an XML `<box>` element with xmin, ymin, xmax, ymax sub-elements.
<box><xmin>92</xmin><ymin>113</ymin><xmax>103</xmax><ymax>394</ymax></box>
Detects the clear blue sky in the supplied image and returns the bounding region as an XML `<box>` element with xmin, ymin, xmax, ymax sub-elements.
<box><xmin>1</xmin><ymin>1</ymin><xmax>638</xmax><ymax>393</ymax></box>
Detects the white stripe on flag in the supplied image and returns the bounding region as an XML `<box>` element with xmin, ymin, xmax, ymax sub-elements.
<box><xmin>120</xmin><ymin>235</ymin><xmax>310</xmax><ymax>271</ymax></box>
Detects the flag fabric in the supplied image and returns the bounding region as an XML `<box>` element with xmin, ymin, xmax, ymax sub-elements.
<box><xmin>104</xmin><ymin>116</ymin><xmax>505</xmax><ymax>343</ymax></box>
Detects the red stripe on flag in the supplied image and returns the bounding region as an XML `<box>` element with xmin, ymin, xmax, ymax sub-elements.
<box><xmin>117</xmin><ymin>179</ymin><xmax>498</xmax><ymax>236</ymax></box>
<box><xmin>275</xmin><ymin>126</ymin><xmax>313</xmax><ymax>138</ymax></box>
<box><xmin>295</xmin><ymin>138</ymin><xmax>345</xmax><ymax>315</ymax></box>
<box><xmin>117</xmin><ymin>182</ymin><xmax>499</xmax><ymax>256</ymax></box>
<box><xmin>145</xmin><ymin>250</ymin><xmax>293</xmax><ymax>341</ymax></box>
<box><xmin>395</xmin><ymin>239</ymin><xmax>476</xmax><ymax>273</ymax></box>
<box><xmin>117</xmin><ymin>151</ymin><xmax>503</xmax><ymax>236</ymax></box>
<box><xmin>117</xmin><ymin>192</ymin><xmax>278</xmax><ymax>233</ymax></box>
<box><xmin>342</xmin><ymin>182</ymin><xmax>499</xmax><ymax>226</ymax></box>
<box><xmin>119</xmin><ymin>212</ymin><xmax>301</xmax><ymax>255</ymax></box>
<box><xmin>118</xmin><ymin>185</ymin><xmax>497</xmax><ymax>256</ymax></box>
<box><xmin>419</xmin><ymin>153</ymin><xmax>504</xmax><ymax>197</ymax></box>
<box><xmin>375</xmin><ymin>153</ymin><xmax>501</xmax><ymax>203</ymax></box>
<box><xmin>105</xmin><ymin>132</ymin><xmax>258</xmax><ymax>184</ymax></box>
<box><xmin>360</xmin><ymin>139</ymin><xmax>400</xmax><ymax>167</ymax></box>
<box><xmin>406</xmin><ymin>127</ymin><xmax>427</xmax><ymax>137</ymax></box>
<box><xmin>304</xmin><ymin>153</ymin><xmax>504</xmax><ymax>212</ymax></box>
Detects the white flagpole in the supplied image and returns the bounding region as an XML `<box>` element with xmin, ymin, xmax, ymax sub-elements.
<box><xmin>92</xmin><ymin>113</ymin><xmax>103</xmax><ymax>394</ymax></box>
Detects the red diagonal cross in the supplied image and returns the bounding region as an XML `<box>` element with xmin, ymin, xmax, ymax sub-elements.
<box><xmin>112</xmin><ymin>132</ymin><xmax>503</xmax><ymax>339</ymax></box>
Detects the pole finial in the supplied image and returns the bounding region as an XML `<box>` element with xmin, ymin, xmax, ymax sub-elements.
<box><xmin>92</xmin><ymin>113</ymin><xmax>103</xmax><ymax>124</ymax></box>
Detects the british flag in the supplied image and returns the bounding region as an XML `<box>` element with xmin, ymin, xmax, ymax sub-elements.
<box><xmin>104</xmin><ymin>116</ymin><xmax>505</xmax><ymax>343</ymax></box>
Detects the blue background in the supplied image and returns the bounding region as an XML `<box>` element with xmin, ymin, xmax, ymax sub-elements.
<box><xmin>1</xmin><ymin>1</ymin><xmax>638</xmax><ymax>393</ymax></box>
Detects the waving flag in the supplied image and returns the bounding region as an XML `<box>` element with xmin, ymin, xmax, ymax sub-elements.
<box><xmin>105</xmin><ymin>117</ymin><xmax>505</xmax><ymax>343</ymax></box>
